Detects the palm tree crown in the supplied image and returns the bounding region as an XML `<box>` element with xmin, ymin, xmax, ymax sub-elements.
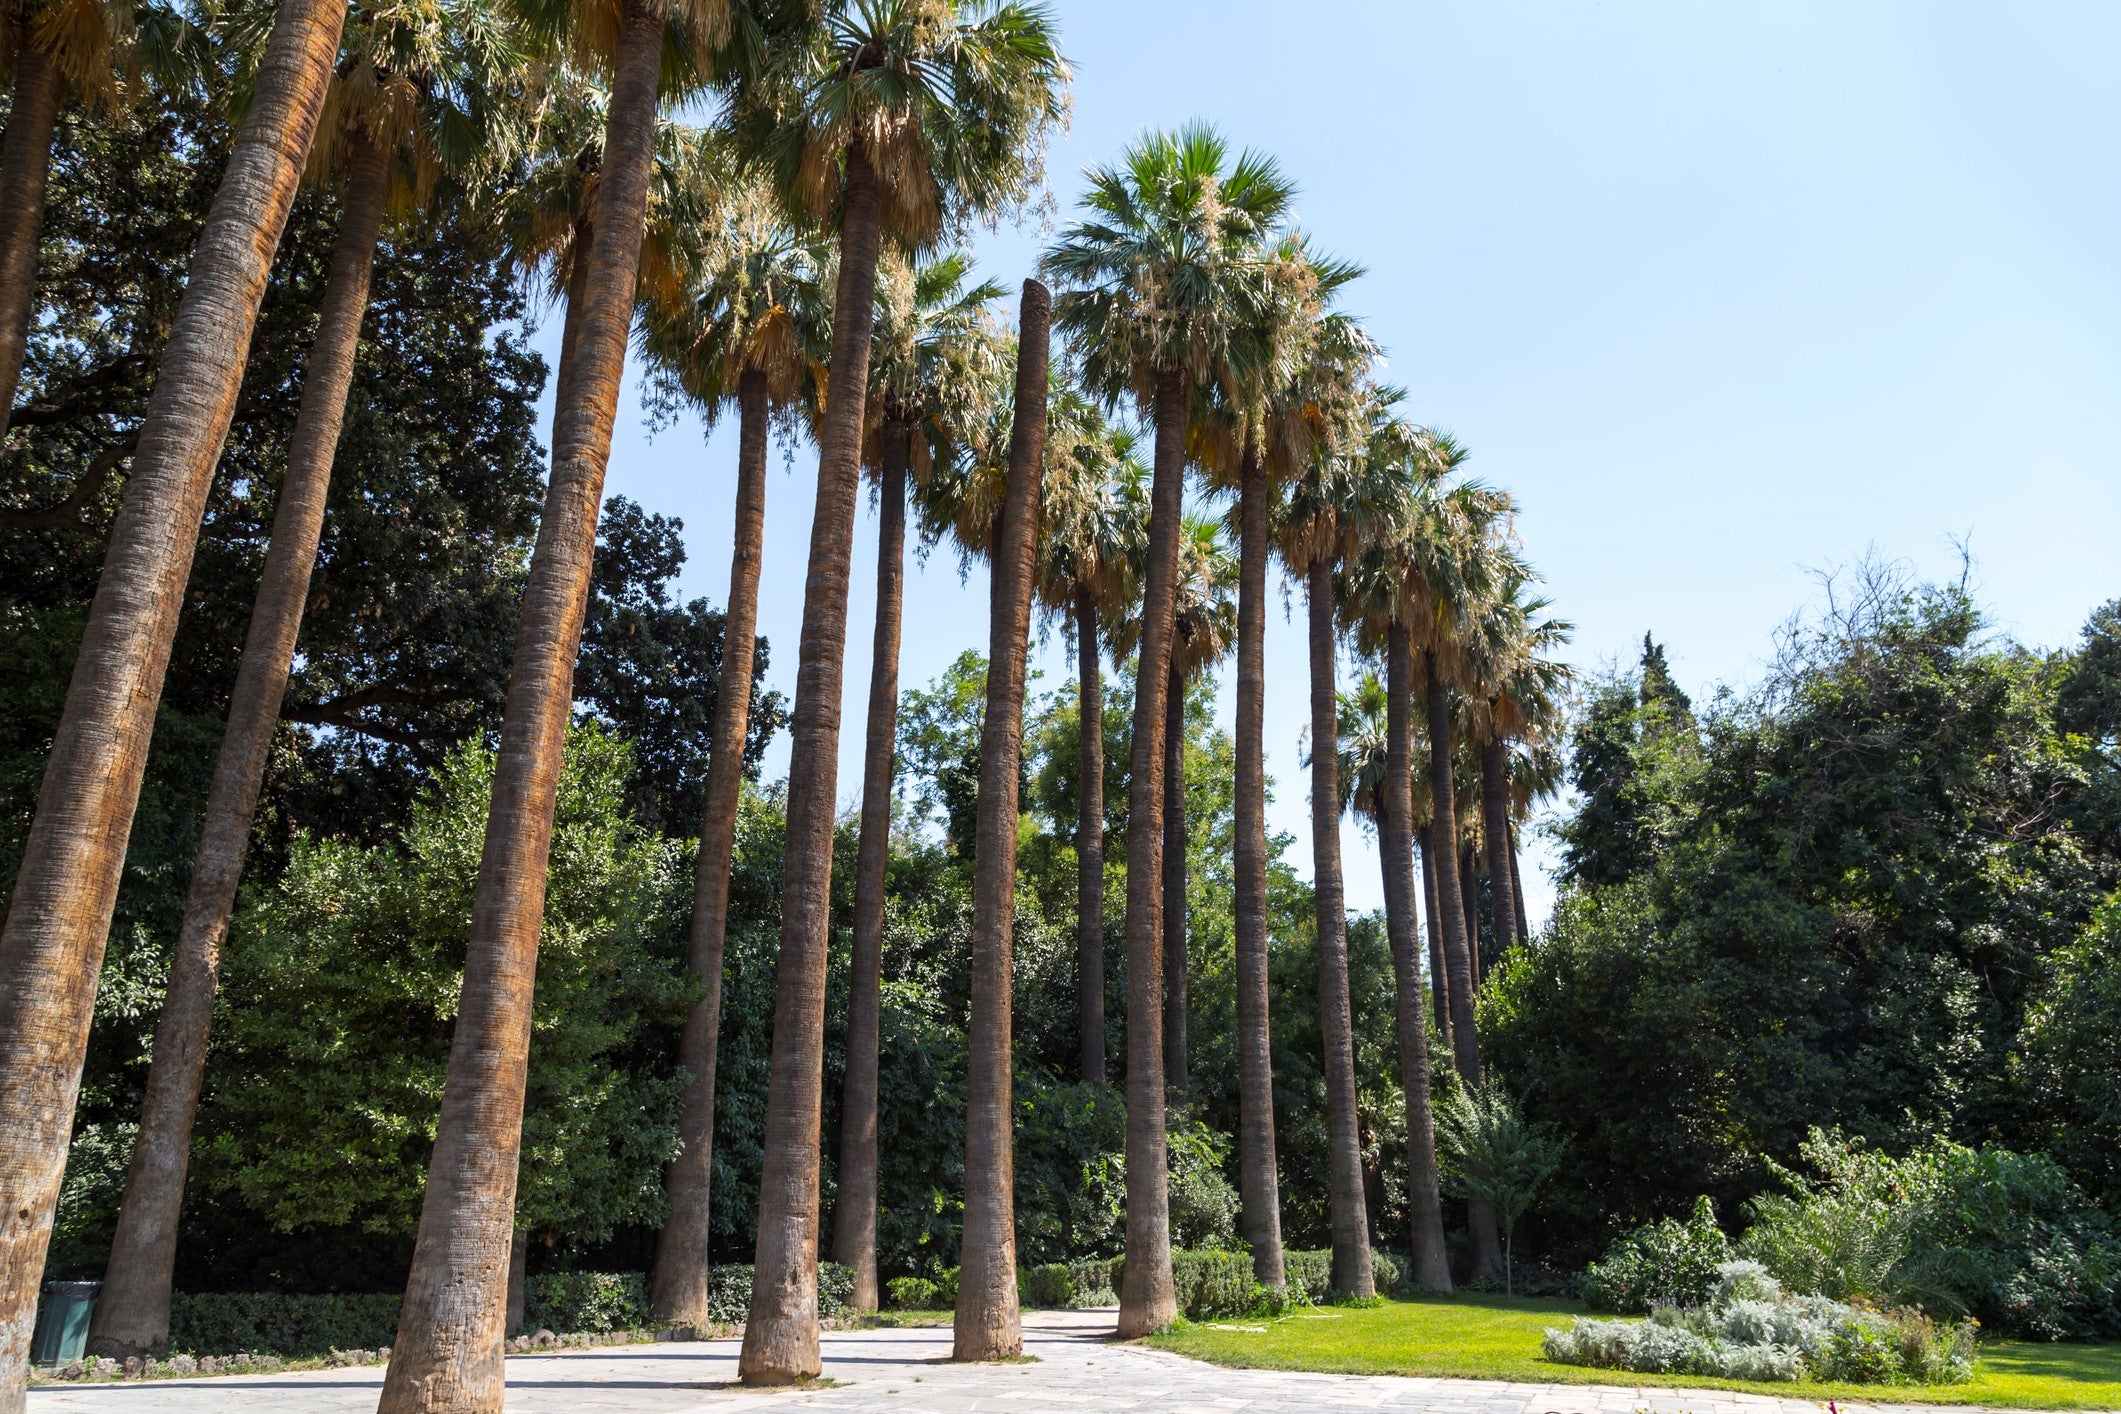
<box><xmin>1047</xmin><ymin>121</ymin><xmax>1295</xmax><ymax>407</ymax></box>
<box><xmin>734</xmin><ymin>0</ymin><xmax>1067</xmax><ymax>245</ymax></box>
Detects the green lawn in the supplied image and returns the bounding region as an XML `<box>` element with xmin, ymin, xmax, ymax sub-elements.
<box><xmin>1147</xmin><ymin>1293</ymin><xmax>2121</xmax><ymax>1410</ymax></box>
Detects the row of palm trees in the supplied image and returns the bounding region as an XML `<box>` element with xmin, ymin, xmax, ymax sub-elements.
<box><xmin>0</xmin><ymin>1</ymin><xmax>1566</xmax><ymax>1408</ymax></box>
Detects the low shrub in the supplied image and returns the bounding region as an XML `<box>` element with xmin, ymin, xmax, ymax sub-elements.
<box><xmin>887</xmin><ymin>1276</ymin><xmax>941</xmax><ymax>1311</ymax></box>
<box><xmin>1580</xmin><ymin>1196</ymin><xmax>1735</xmax><ymax>1313</ymax></box>
<box><xmin>524</xmin><ymin>1271</ymin><xmax>647</xmax><ymax>1334</ymax></box>
<box><xmin>167</xmin><ymin>1292</ymin><xmax>401</xmax><ymax>1357</ymax></box>
<box><xmin>1017</xmin><ymin>1258</ymin><xmax>1118</xmax><ymax>1309</ymax></box>
<box><xmin>1545</xmin><ymin>1260</ymin><xmax>1977</xmax><ymax>1385</ymax></box>
<box><xmin>1281</xmin><ymin>1247</ymin><xmax>1407</xmax><ymax>1301</ymax></box>
<box><xmin>1742</xmin><ymin>1128</ymin><xmax>2121</xmax><ymax>1340</ymax></box>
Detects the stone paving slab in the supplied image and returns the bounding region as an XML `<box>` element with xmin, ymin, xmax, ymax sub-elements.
<box><xmin>25</xmin><ymin>1308</ymin><xmax>2051</xmax><ymax>1414</ymax></box>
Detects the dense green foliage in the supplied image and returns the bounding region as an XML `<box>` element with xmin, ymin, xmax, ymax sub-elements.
<box><xmin>1489</xmin><ymin>577</ymin><xmax>2121</xmax><ymax>1280</ymax></box>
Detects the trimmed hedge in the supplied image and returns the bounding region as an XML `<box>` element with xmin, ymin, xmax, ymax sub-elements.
<box><xmin>1107</xmin><ymin>1247</ymin><xmax>1413</xmax><ymax>1321</ymax></box>
<box><xmin>168</xmin><ymin>1292</ymin><xmax>401</xmax><ymax>1357</ymax></box>
<box><xmin>524</xmin><ymin>1271</ymin><xmax>648</xmax><ymax>1334</ymax></box>
<box><xmin>886</xmin><ymin>1259</ymin><xmax>1120</xmax><ymax>1312</ymax></box>
<box><xmin>703</xmin><ymin>1263</ymin><xmax>854</xmax><ymax>1325</ymax></box>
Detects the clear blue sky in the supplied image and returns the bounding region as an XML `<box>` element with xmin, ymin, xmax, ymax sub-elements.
<box><xmin>564</xmin><ymin>0</ymin><xmax>2121</xmax><ymax>925</ymax></box>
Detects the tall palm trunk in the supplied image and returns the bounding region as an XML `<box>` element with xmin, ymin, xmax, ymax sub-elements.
<box><xmin>1160</xmin><ymin>654</ymin><xmax>1187</xmax><ymax>1097</ymax></box>
<box><xmin>89</xmin><ymin>132</ymin><xmax>393</xmax><ymax>1359</ymax></box>
<box><xmin>833</xmin><ymin>425</ymin><xmax>909</xmax><ymax>1314</ymax></box>
<box><xmin>953</xmin><ymin>279</ymin><xmax>1049</xmax><ymax>1362</ymax></box>
<box><xmin>1459</xmin><ymin>842</ymin><xmax>1482</xmax><ymax>986</ymax></box>
<box><xmin>377</xmin><ymin>9</ymin><xmax>665</xmax><ymax>1408</ymax></box>
<box><xmin>1508</xmin><ymin>820</ymin><xmax>1530</xmax><ymax>943</ymax></box>
<box><xmin>0</xmin><ymin>43</ymin><xmax>62</xmax><ymax>440</ymax></box>
<box><xmin>1420</xmin><ymin>653</ymin><xmax>1503</xmax><ymax>1281</ymax></box>
<box><xmin>0</xmin><ymin>6</ymin><xmax>344</xmax><ymax>1404</ymax></box>
<box><xmin>739</xmin><ymin>144</ymin><xmax>884</xmax><ymax>1386</ymax></box>
<box><xmin>1114</xmin><ymin>367</ymin><xmax>1187</xmax><ymax>1339</ymax></box>
<box><xmin>1306</xmin><ymin>555</ymin><xmax>1373</xmax><ymax>1301</ymax></box>
<box><xmin>1418</xmin><ymin>823</ymin><xmax>1450</xmax><ymax>1054</ymax></box>
<box><xmin>651</xmin><ymin>366</ymin><xmax>772</xmax><ymax>1328</ymax></box>
<box><xmin>1073</xmin><ymin>586</ymin><xmax>1105</xmax><ymax>1083</ymax></box>
<box><xmin>1381</xmin><ymin>626</ymin><xmax>1449</xmax><ymax>1293</ymax></box>
<box><xmin>1231</xmin><ymin>447</ymin><xmax>1283</xmax><ymax>1287</ymax></box>
<box><xmin>1479</xmin><ymin>737</ymin><xmax>1518</xmax><ymax>958</ymax></box>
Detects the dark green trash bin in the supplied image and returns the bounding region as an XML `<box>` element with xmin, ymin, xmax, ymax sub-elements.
<box><xmin>30</xmin><ymin>1280</ymin><xmax>99</xmax><ymax>1368</ymax></box>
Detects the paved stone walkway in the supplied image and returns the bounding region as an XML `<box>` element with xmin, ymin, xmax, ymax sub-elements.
<box><xmin>25</xmin><ymin>1309</ymin><xmax>2026</xmax><ymax>1413</ymax></box>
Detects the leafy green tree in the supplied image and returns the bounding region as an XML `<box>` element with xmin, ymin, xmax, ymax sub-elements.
<box><xmin>1437</xmin><ymin>1083</ymin><xmax>1562</xmax><ymax>1295</ymax></box>
<box><xmin>2019</xmin><ymin>896</ymin><xmax>2121</xmax><ymax>1211</ymax></box>
<box><xmin>200</xmin><ymin>726</ymin><xmax>691</xmax><ymax>1261</ymax></box>
<box><xmin>1489</xmin><ymin>570</ymin><xmax>2108</xmax><ymax>1255</ymax></box>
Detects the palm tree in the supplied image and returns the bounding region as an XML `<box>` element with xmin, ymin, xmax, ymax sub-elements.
<box><xmin>1341</xmin><ymin>432</ymin><xmax>1453</xmax><ymax>1295</ymax></box>
<box><xmin>1274</xmin><ymin>382</ymin><xmax>1396</xmax><ymax>1302</ymax></box>
<box><xmin>85</xmin><ymin>6</ymin><xmax>531</xmax><ymax>1357</ymax></box>
<box><xmin>637</xmin><ymin>176</ymin><xmax>830</xmax><ymax>1331</ymax></box>
<box><xmin>948</xmin><ymin>278</ymin><xmax>1050</xmax><ymax>1361</ymax></box>
<box><xmin>1047</xmin><ymin>122</ymin><xmax>1291</xmax><ymax>1336</ymax></box>
<box><xmin>1189</xmin><ymin>235</ymin><xmax>1359</xmax><ymax>1288</ymax></box>
<box><xmin>732</xmin><ymin>2</ymin><xmax>1064</xmax><ymax>1383</ymax></box>
<box><xmin>1463</xmin><ymin>567</ymin><xmax>1572</xmax><ymax>962</ymax></box>
<box><xmin>377</xmin><ymin>0</ymin><xmax>732</xmax><ymax>1404</ymax></box>
<box><xmin>0</xmin><ymin>0</ymin><xmax>191</xmax><ymax>439</ymax></box>
<box><xmin>0</xmin><ymin>1</ymin><xmax>346</xmax><ymax>1398</ymax></box>
<box><xmin>837</xmin><ymin>247</ymin><xmax>1005</xmax><ymax>1313</ymax></box>
<box><xmin>1033</xmin><ymin>412</ymin><xmax>1147</xmax><ymax>1085</ymax></box>
<box><xmin>1390</xmin><ymin>430</ymin><xmax>1514</xmax><ymax>1282</ymax></box>
<box><xmin>1111</xmin><ymin>511</ymin><xmax>1236</xmax><ymax>1099</ymax></box>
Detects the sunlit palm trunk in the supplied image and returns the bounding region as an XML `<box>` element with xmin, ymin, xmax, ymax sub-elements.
<box><xmin>1160</xmin><ymin>654</ymin><xmax>1188</xmax><ymax>1097</ymax></box>
<box><xmin>377</xmin><ymin>8</ymin><xmax>666</xmax><ymax>1408</ymax></box>
<box><xmin>1382</xmin><ymin>626</ymin><xmax>1450</xmax><ymax>1293</ymax></box>
<box><xmin>1073</xmin><ymin>586</ymin><xmax>1105</xmax><ymax>1084</ymax></box>
<box><xmin>1306</xmin><ymin>556</ymin><xmax>1374</xmax><ymax>1300</ymax></box>
<box><xmin>1420</xmin><ymin>653</ymin><xmax>1504</xmax><ymax>1281</ymax></box>
<box><xmin>953</xmin><ymin>280</ymin><xmax>1049</xmax><ymax>1362</ymax></box>
<box><xmin>0</xmin><ymin>5</ymin><xmax>344</xmax><ymax>1404</ymax></box>
<box><xmin>652</xmin><ymin>367</ymin><xmax>772</xmax><ymax>1328</ymax></box>
<box><xmin>1115</xmin><ymin>367</ymin><xmax>1186</xmax><ymax>1339</ymax></box>
<box><xmin>739</xmin><ymin>145</ymin><xmax>884</xmax><ymax>1386</ymax></box>
<box><xmin>1231</xmin><ymin>447</ymin><xmax>1284</xmax><ymax>1287</ymax></box>
<box><xmin>1418</xmin><ymin>824</ymin><xmax>1451</xmax><ymax>1054</ymax></box>
<box><xmin>1479</xmin><ymin>738</ymin><xmax>1518</xmax><ymax>958</ymax></box>
<box><xmin>89</xmin><ymin>132</ymin><xmax>393</xmax><ymax>1359</ymax></box>
<box><xmin>0</xmin><ymin>44</ymin><xmax>62</xmax><ymax>441</ymax></box>
<box><xmin>834</xmin><ymin>427</ymin><xmax>909</xmax><ymax>1314</ymax></box>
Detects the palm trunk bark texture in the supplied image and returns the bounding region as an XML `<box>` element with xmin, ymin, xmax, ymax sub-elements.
<box><xmin>1383</xmin><ymin>626</ymin><xmax>1451</xmax><ymax>1292</ymax></box>
<box><xmin>89</xmin><ymin>131</ymin><xmax>393</xmax><ymax>1359</ymax></box>
<box><xmin>376</xmin><ymin>8</ymin><xmax>665</xmax><ymax>1408</ymax></box>
<box><xmin>1073</xmin><ymin>587</ymin><xmax>1105</xmax><ymax>1084</ymax></box>
<box><xmin>0</xmin><ymin>5</ymin><xmax>344</xmax><ymax>1405</ymax></box>
<box><xmin>1306</xmin><ymin>555</ymin><xmax>1374</xmax><ymax>1301</ymax></box>
<box><xmin>952</xmin><ymin>279</ymin><xmax>1048</xmax><ymax>1362</ymax></box>
<box><xmin>738</xmin><ymin>143</ymin><xmax>884</xmax><ymax>1385</ymax></box>
<box><xmin>834</xmin><ymin>427</ymin><xmax>909</xmax><ymax>1314</ymax></box>
<box><xmin>1231</xmin><ymin>447</ymin><xmax>1284</xmax><ymax>1287</ymax></box>
<box><xmin>1114</xmin><ymin>368</ymin><xmax>1187</xmax><ymax>1338</ymax></box>
<box><xmin>1160</xmin><ymin>654</ymin><xmax>1188</xmax><ymax>1098</ymax></box>
<box><xmin>0</xmin><ymin>44</ymin><xmax>63</xmax><ymax>441</ymax></box>
<box><xmin>651</xmin><ymin>367</ymin><xmax>773</xmax><ymax>1327</ymax></box>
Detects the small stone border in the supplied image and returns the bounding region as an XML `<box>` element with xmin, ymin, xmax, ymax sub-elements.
<box><xmin>27</xmin><ymin>1317</ymin><xmax>899</xmax><ymax>1385</ymax></box>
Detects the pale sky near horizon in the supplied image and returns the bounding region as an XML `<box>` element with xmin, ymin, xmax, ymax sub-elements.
<box><xmin>553</xmin><ymin>0</ymin><xmax>2121</xmax><ymax>927</ymax></box>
